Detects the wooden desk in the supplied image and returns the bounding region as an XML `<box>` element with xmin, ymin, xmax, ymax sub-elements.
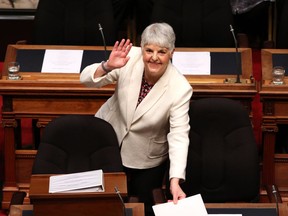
<box><xmin>10</xmin><ymin>203</ymin><xmax>287</xmax><ymax>216</ymax></box>
<box><xmin>10</xmin><ymin>203</ymin><xmax>144</xmax><ymax>216</ymax></box>
<box><xmin>260</xmin><ymin>49</ymin><xmax>288</xmax><ymax>201</ymax></box>
<box><xmin>29</xmin><ymin>173</ymin><xmax>128</xmax><ymax>216</ymax></box>
<box><xmin>0</xmin><ymin>45</ymin><xmax>258</xmax><ymax>209</ymax></box>
<box><xmin>205</xmin><ymin>203</ymin><xmax>288</xmax><ymax>216</ymax></box>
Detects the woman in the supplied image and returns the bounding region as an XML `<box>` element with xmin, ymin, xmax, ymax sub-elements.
<box><xmin>80</xmin><ymin>22</ymin><xmax>193</xmax><ymax>215</ymax></box>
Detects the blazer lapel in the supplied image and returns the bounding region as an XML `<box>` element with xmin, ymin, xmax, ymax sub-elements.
<box><xmin>125</xmin><ymin>61</ymin><xmax>144</xmax><ymax>127</ymax></box>
<box><xmin>132</xmin><ymin>63</ymin><xmax>172</xmax><ymax>122</ymax></box>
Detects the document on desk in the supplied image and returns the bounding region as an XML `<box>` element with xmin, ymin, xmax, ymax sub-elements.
<box><xmin>41</xmin><ymin>49</ymin><xmax>83</xmax><ymax>73</ymax></box>
<box><xmin>49</xmin><ymin>169</ymin><xmax>104</xmax><ymax>193</ymax></box>
<box><xmin>153</xmin><ymin>194</ymin><xmax>242</xmax><ymax>216</ymax></box>
<box><xmin>152</xmin><ymin>194</ymin><xmax>208</xmax><ymax>216</ymax></box>
<box><xmin>172</xmin><ymin>51</ymin><xmax>211</xmax><ymax>75</ymax></box>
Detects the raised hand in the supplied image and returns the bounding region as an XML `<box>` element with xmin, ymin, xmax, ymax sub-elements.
<box><xmin>107</xmin><ymin>39</ymin><xmax>133</xmax><ymax>70</ymax></box>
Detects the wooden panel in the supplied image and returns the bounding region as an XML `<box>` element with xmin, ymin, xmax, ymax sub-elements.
<box><xmin>12</xmin><ymin>98</ymin><xmax>104</xmax><ymax>115</ymax></box>
<box><xmin>29</xmin><ymin>173</ymin><xmax>127</xmax><ymax>216</ymax></box>
<box><xmin>10</xmin><ymin>203</ymin><xmax>145</xmax><ymax>216</ymax></box>
<box><xmin>15</xmin><ymin>150</ymin><xmax>36</xmax><ymax>184</ymax></box>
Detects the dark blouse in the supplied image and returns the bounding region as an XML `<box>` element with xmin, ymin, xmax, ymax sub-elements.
<box><xmin>137</xmin><ymin>75</ymin><xmax>154</xmax><ymax>106</ymax></box>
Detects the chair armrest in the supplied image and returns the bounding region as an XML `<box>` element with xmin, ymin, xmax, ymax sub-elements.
<box><xmin>152</xmin><ymin>188</ymin><xmax>167</xmax><ymax>204</ymax></box>
<box><xmin>127</xmin><ymin>196</ymin><xmax>140</xmax><ymax>203</ymax></box>
<box><xmin>237</xmin><ymin>33</ymin><xmax>249</xmax><ymax>48</ymax></box>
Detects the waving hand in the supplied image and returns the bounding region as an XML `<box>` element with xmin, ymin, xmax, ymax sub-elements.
<box><xmin>106</xmin><ymin>39</ymin><xmax>133</xmax><ymax>70</ymax></box>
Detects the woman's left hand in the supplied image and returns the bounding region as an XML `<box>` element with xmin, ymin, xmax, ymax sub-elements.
<box><xmin>169</xmin><ymin>178</ymin><xmax>186</xmax><ymax>204</ymax></box>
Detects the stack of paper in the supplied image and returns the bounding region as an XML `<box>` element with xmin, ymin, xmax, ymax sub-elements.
<box><xmin>49</xmin><ymin>169</ymin><xmax>104</xmax><ymax>193</ymax></box>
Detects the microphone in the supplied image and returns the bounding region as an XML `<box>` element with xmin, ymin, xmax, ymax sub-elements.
<box><xmin>229</xmin><ymin>24</ymin><xmax>241</xmax><ymax>83</ymax></box>
<box><xmin>98</xmin><ymin>23</ymin><xmax>108</xmax><ymax>61</ymax></box>
<box><xmin>272</xmin><ymin>185</ymin><xmax>280</xmax><ymax>216</ymax></box>
<box><xmin>114</xmin><ymin>186</ymin><xmax>127</xmax><ymax>216</ymax></box>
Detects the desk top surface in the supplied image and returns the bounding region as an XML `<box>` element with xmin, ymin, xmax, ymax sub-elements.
<box><xmin>0</xmin><ymin>73</ymin><xmax>257</xmax><ymax>95</ymax></box>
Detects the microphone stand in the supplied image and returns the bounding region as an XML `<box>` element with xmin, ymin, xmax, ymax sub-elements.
<box><xmin>98</xmin><ymin>23</ymin><xmax>108</xmax><ymax>61</ymax></box>
<box><xmin>114</xmin><ymin>186</ymin><xmax>127</xmax><ymax>216</ymax></box>
<box><xmin>272</xmin><ymin>185</ymin><xmax>280</xmax><ymax>216</ymax></box>
<box><xmin>229</xmin><ymin>25</ymin><xmax>241</xmax><ymax>83</ymax></box>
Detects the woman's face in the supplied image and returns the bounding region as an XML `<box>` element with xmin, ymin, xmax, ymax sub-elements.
<box><xmin>142</xmin><ymin>44</ymin><xmax>174</xmax><ymax>84</ymax></box>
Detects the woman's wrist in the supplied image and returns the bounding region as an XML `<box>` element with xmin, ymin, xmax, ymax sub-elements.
<box><xmin>101</xmin><ymin>61</ymin><xmax>112</xmax><ymax>74</ymax></box>
<box><xmin>170</xmin><ymin>178</ymin><xmax>180</xmax><ymax>186</ymax></box>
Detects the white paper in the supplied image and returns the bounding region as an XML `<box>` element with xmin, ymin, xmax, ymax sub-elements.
<box><xmin>49</xmin><ymin>169</ymin><xmax>104</xmax><ymax>193</ymax></box>
<box><xmin>173</xmin><ymin>51</ymin><xmax>211</xmax><ymax>75</ymax></box>
<box><xmin>41</xmin><ymin>49</ymin><xmax>83</xmax><ymax>73</ymax></box>
<box><xmin>152</xmin><ymin>194</ymin><xmax>208</xmax><ymax>216</ymax></box>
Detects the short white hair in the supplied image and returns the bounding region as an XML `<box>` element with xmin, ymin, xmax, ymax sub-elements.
<box><xmin>140</xmin><ymin>22</ymin><xmax>176</xmax><ymax>51</ymax></box>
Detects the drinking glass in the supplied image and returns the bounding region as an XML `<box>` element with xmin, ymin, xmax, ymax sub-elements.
<box><xmin>272</xmin><ymin>66</ymin><xmax>285</xmax><ymax>85</ymax></box>
<box><xmin>7</xmin><ymin>62</ymin><xmax>21</xmax><ymax>80</ymax></box>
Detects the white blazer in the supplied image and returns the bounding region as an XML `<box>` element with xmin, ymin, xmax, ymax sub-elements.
<box><xmin>80</xmin><ymin>48</ymin><xmax>193</xmax><ymax>180</ymax></box>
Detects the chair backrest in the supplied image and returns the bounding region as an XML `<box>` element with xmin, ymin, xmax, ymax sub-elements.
<box><xmin>32</xmin><ymin>0</ymin><xmax>116</xmax><ymax>46</ymax></box>
<box><xmin>166</xmin><ymin>98</ymin><xmax>260</xmax><ymax>202</ymax></box>
<box><xmin>32</xmin><ymin>115</ymin><xmax>123</xmax><ymax>174</ymax></box>
<box><xmin>151</xmin><ymin>0</ymin><xmax>234</xmax><ymax>47</ymax></box>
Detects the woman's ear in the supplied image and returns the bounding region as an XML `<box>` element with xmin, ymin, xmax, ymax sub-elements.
<box><xmin>170</xmin><ymin>49</ymin><xmax>175</xmax><ymax>59</ymax></box>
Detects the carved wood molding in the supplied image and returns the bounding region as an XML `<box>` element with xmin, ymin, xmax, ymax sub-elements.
<box><xmin>262</xmin><ymin>125</ymin><xmax>278</xmax><ymax>133</ymax></box>
<box><xmin>1</xmin><ymin>118</ymin><xmax>18</xmax><ymax>128</ymax></box>
<box><xmin>36</xmin><ymin>118</ymin><xmax>53</xmax><ymax>128</ymax></box>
